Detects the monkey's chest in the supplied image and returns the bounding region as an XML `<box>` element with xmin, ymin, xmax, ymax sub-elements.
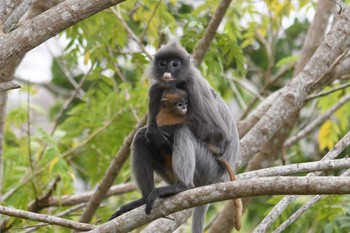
<box><xmin>156</xmin><ymin>111</ymin><xmax>186</xmax><ymax>127</ymax></box>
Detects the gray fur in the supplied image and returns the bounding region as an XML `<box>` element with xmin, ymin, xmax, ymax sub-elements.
<box><xmin>173</xmin><ymin>126</ymin><xmax>196</xmax><ymax>188</ymax></box>
<box><xmin>192</xmin><ymin>205</ymin><xmax>209</xmax><ymax>233</ymax></box>
<box><xmin>110</xmin><ymin>42</ymin><xmax>240</xmax><ymax>232</ymax></box>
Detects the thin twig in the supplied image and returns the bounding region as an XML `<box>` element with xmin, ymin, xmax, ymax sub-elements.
<box><xmin>0</xmin><ymin>205</ymin><xmax>95</xmax><ymax>231</ymax></box>
<box><xmin>34</xmin><ymin>65</ymin><xmax>92</xmax><ymax>165</ymax></box>
<box><xmin>272</xmin><ymin>168</ymin><xmax>350</xmax><ymax>233</ymax></box>
<box><xmin>111</xmin><ymin>8</ymin><xmax>152</xmax><ymax>60</ymax></box>
<box><xmin>306</xmin><ymin>81</ymin><xmax>350</xmax><ymax>101</ymax></box>
<box><xmin>256</xmin><ymin>31</ymin><xmax>274</xmax><ymax>77</ymax></box>
<box><xmin>253</xmin><ymin>131</ymin><xmax>350</xmax><ymax>233</ymax></box>
<box><xmin>28</xmin><ymin>176</ymin><xmax>61</xmax><ymax>212</ymax></box>
<box><xmin>21</xmin><ymin>203</ymin><xmax>87</xmax><ymax>233</ymax></box>
<box><xmin>237</xmin><ymin>158</ymin><xmax>350</xmax><ymax>180</ymax></box>
<box><xmin>140</xmin><ymin>0</ymin><xmax>162</xmax><ymax>42</ymax></box>
<box><xmin>192</xmin><ymin>0</ymin><xmax>233</xmax><ymax>66</ymax></box>
<box><xmin>26</xmin><ymin>81</ymin><xmax>38</xmax><ymax>200</ymax></box>
<box><xmin>54</xmin><ymin>58</ymin><xmax>86</xmax><ymax>97</ymax></box>
<box><xmin>285</xmin><ymin>93</ymin><xmax>350</xmax><ymax>147</ymax></box>
<box><xmin>50</xmin><ymin>66</ymin><xmax>92</xmax><ymax>136</ymax></box>
<box><xmin>34</xmin><ymin>182</ymin><xmax>136</xmax><ymax>208</ymax></box>
<box><xmin>240</xmin><ymin>63</ymin><xmax>293</xmax><ymax>119</ymax></box>
<box><xmin>313</xmin><ymin>47</ymin><xmax>350</xmax><ymax>88</ymax></box>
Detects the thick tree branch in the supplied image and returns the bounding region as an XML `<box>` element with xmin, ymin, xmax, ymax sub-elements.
<box><xmin>0</xmin><ymin>0</ymin><xmax>126</xmax><ymax>70</ymax></box>
<box><xmin>238</xmin><ymin>7</ymin><xmax>350</xmax><ymax>168</ymax></box>
<box><xmin>0</xmin><ymin>205</ymin><xmax>95</xmax><ymax>231</ymax></box>
<box><xmin>89</xmin><ymin>176</ymin><xmax>350</xmax><ymax>233</ymax></box>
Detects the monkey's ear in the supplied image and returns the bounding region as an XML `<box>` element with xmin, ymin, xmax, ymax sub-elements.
<box><xmin>161</xmin><ymin>98</ymin><xmax>169</xmax><ymax>107</ymax></box>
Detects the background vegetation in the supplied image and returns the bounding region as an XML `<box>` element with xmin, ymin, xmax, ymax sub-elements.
<box><xmin>0</xmin><ymin>0</ymin><xmax>350</xmax><ymax>232</ymax></box>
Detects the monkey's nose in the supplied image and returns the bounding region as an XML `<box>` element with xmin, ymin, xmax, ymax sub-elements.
<box><xmin>162</xmin><ymin>72</ymin><xmax>174</xmax><ymax>82</ymax></box>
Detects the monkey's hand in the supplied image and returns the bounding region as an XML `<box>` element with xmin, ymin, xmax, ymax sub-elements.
<box><xmin>146</xmin><ymin>127</ymin><xmax>172</xmax><ymax>151</ymax></box>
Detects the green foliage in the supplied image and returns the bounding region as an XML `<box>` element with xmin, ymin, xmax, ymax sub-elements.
<box><xmin>316</xmin><ymin>87</ymin><xmax>350</xmax><ymax>151</ymax></box>
<box><xmin>4</xmin><ymin>0</ymin><xmax>350</xmax><ymax>232</ymax></box>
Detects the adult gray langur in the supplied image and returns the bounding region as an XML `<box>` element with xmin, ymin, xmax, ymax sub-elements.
<box><xmin>109</xmin><ymin>42</ymin><xmax>241</xmax><ymax>232</ymax></box>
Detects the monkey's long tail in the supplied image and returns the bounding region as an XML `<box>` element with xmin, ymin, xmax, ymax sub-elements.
<box><xmin>218</xmin><ymin>159</ymin><xmax>243</xmax><ymax>231</ymax></box>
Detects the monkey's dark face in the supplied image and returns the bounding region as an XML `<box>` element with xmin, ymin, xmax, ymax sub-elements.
<box><xmin>172</xmin><ymin>99</ymin><xmax>188</xmax><ymax>116</ymax></box>
<box><xmin>152</xmin><ymin>42</ymin><xmax>191</xmax><ymax>84</ymax></box>
<box><xmin>161</xmin><ymin>99</ymin><xmax>187</xmax><ymax>116</ymax></box>
<box><xmin>161</xmin><ymin>91</ymin><xmax>188</xmax><ymax>116</ymax></box>
<box><xmin>156</xmin><ymin>58</ymin><xmax>183</xmax><ymax>82</ymax></box>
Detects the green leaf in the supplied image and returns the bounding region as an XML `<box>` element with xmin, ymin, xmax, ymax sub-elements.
<box><xmin>276</xmin><ymin>55</ymin><xmax>299</xmax><ymax>68</ymax></box>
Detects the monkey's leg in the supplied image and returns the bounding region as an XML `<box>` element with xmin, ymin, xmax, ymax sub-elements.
<box><xmin>109</xmin><ymin>127</ymin><xmax>158</xmax><ymax>220</ymax></box>
<box><xmin>145</xmin><ymin>125</ymin><xmax>196</xmax><ymax>214</ymax></box>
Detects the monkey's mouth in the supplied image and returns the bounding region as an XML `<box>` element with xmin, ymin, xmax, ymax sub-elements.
<box><xmin>161</xmin><ymin>72</ymin><xmax>175</xmax><ymax>82</ymax></box>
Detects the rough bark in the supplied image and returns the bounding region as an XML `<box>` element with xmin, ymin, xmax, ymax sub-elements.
<box><xmin>0</xmin><ymin>81</ymin><xmax>21</xmax><ymax>92</ymax></box>
<box><xmin>0</xmin><ymin>0</ymin><xmax>126</xmax><ymax>70</ymax></box>
<box><xmin>140</xmin><ymin>210</ymin><xmax>192</xmax><ymax>233</ymax></box>
<box><xmin>89</xmin><ymin>176</ymin><xmax>350</xmax><ymax>233</ymax></box>
<box><xmin>294</xmin><ymin>0</ymin><xmax>336</xmax><ymax>75</ymax></box>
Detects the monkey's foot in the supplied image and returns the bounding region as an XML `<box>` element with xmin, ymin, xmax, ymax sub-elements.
<box><xmin>145</xmin><ymin>184</ymin><xmax>189</xmax><ymax>214</ymax></box>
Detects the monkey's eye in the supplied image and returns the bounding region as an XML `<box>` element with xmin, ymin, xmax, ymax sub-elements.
<box><xmin>184</xmin><ymin>100</ymin><xmax>188</xmax><ymax>106</ymax></box>
<box><xmin>159</xmin><ymin>60</ymin><xmax>167</xmax><ymax>67</ymax></box>
<box><xmin>177</xmin><ymin>103</ymin><xmax>183</xmax><ymax>108</ymax></box>
<box><xmin>172</xmin><ymin>60</ymin><xmax>180</xmax><ymax>67</ymax></box>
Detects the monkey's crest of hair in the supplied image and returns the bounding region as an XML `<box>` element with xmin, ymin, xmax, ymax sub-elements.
<box><xmin>147</xmin><ymin>41</ymin><xmax>193</xmax><ymax>82</ymax></box>
<box><xmin>155</xmin><ymin>41</ymin><xmax>190</xmax><ymax>62</ymax></box>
